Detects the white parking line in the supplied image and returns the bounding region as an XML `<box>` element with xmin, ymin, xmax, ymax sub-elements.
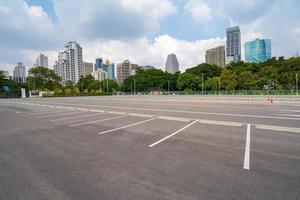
<box><xmin>149</xmin><ymin>120</ymin><xmax>198</xmax><ymax>148</ymax></box>
<box><xmin>275</xmin><ymin>114</ymin><xmax>300</xmax><ymax>117</ymax></box>
<box><xmin>25</xmin><ymin>100</ymin><xmax>300</xmax><ymax>121</ymax></box>
<box><xmin>16</xmin><ymin>109</ymin><xmax>54</xmax><ymax>114</ymax></box>
<box><xmin>69</xmin><ymin>115</ymin><xmax>127</xmax><ymax>127</ymax></box>
<box><xmin>243</xmin><ymin>124</ymin><xmax>251</xmax><ymax>170</ymax></box>
<box><xmin>255</xmin><ymin>124</ymin><xmax>300</xmax><ymax>133</ymax></box>
<box><xmin>98</xmin><ymin>117</ymin><xmax>159</xmax><ymax>135</ymax></box>
<box><xmin>51</xmin><ymin>112</ymin><xmax>105</xmax><ymax>122</ymax></box>
<box><xmin>37</xmin><ymin>111</ymin><xmax>87</xmax><ymax>118</ymax></box>
<box><xmin>24</xmin><ymin>109</ymin><xmax>65</xmax><ymax>116</ymax></box>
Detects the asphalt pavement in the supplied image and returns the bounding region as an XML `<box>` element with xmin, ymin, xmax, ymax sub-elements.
<box><xmin>0</xmin><ymin>95</ymin><xmax>299</xmax><ymax>200</ymax></box>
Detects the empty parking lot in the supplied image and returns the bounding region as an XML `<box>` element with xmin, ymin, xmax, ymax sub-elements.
<box><xmin>0</xmin><ymin>96</ymin><xmax>300</xmax><ymax>200</ymax></box>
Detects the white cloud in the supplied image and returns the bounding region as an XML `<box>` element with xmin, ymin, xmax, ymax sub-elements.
<box><xmin>54</xmin><ymin>0</ymin><xmax>176</xmax><ymax>40</ymax></box>
<box><xmin>81</xmin><ymin>35</ymin><xmax>225</xmax><ymax>72</ymax></box>
<box><xmin>1</xmin><ymin>0</ymin><xmax>300</xmax><ymax>76</ymax></box>
<box><xmin>185</xmin><ymin>0</ymin><xmax>212</xmax><ymax>24</ymax></box>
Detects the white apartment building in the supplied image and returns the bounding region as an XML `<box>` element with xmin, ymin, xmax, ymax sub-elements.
<box><xmin>54</xmin><ymin>41</ymin><xmax>83</xmax><ymax>84</ymax></box>
<box><xmin>34</xmin><ymin>54</ymin><xmax>48</xmax><ymax>68</ymax></box>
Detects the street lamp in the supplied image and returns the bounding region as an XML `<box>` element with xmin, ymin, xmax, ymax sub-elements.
<box><xmin>296</xmin><ymin>73</ymin><xmax>298</xmax><ymax>95</ymax></box>
<box><xmin>168</xmin><ymin>80</ymin><xmax>170</xmax><ymax>95</ymax></box>
<box><xmin>218</xmin><ymin>77</ymin><xmax>221</xmax><ymax>96</ymax></box>
<box><xmin>106</xmin><ymin>79</ymin><xmax>109</xmax><ymax>93</ymax></box>
<box><xmin>201</xmin><ymin>73</ymin><xmax>204</xmax><ymax>95</ymax></box>
<box><xmin>134</xmin><ymin>79</ymin><xmax>136</xmax><ymax>95</ymax></box>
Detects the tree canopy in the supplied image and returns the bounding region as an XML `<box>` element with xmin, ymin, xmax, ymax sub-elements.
<box><xmin>28</xmin><ymin>66</ymin><xmax>61</xmax><ymax>90</ymax></box>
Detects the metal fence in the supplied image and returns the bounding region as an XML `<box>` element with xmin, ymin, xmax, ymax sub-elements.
<box><xmin>114</xmin><ymin>90</ymin><xmax>300</xmax><ymax>96</ymax></box>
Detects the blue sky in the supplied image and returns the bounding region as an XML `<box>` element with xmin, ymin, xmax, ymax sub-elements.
<box><xmin>1</xmin><ymin>0</ymin><xmax>300</xmax><ymax>73</ymax></box>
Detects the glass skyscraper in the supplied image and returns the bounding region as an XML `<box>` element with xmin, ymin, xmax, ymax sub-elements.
<box><xmin>94</xmin><ymin>58</ymin><xmax>115</xmax><ymax>80</ymax></box>
<box><xmin>244</xmin><ymin>38</ymin><xmax>271</xmax><ymax>63</ymax></box>
<box><xmin>226</xmin><ymin>26</ymin><xmax>241</xmax><ymax>63</ymax></box>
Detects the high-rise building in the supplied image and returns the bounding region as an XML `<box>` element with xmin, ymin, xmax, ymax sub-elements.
<box><xmin>94</xmin><ymin>58</ymin><xmax>115</xmax><ymax>80</ymax></box>
<box><xmin>116</xmin><ymin>60</ymin><xmax>138</xmax><ymax>84</ymax></box>
<box><xmin>91</xmin><ymin>69</ymin><xmax>108</xmax><ymax>81</ymax></box>
<box><xmin>205</xmin><ymin>46</ymin><xmax>226</xmax><ymax>67</ymax></box>
<box><xmin>83</xmin><ymin>62</ymin><xmax>93</xmax><ymax>76</ymax></box>
<box><xmin>244</xmin><ymin>38</ymin><xmax>271</xmax><ymax>63</ymax></box>
<box><xmin>34</xmin><ymin>54</ymin><xmax>48</xmax><ymax>68</ymax></box>
<box><xmin>53</xmin><ymin>41</ymin><xmax>83</xmax><ymax>83</ymax></box>
<box><xmin>226</xmin><ymin>26</ymin><xmax>241</xmax><ymax>63</ymax></box>
<box><xmin>13</xmin><ymin>62</ymin><xmax>26</xmax><ymax>83</ymax></box>
<box><xmin>165</xmin><ymin>53</ymin><xmax>179</xmax><ymax>74</ymax></box>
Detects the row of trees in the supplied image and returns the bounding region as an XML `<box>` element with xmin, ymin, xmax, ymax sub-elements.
<box><xmin>0</xmin><ymin>67</ymin><xmax>119</xmax><ymax>96</ymax></box>
<box><xmin>1</xmin><ymin>56</ymin><xmax>300</xmax><ymax>97</ymax></box>
<box><xmin>122</xmin><ymin>57</ymin><xmax>300</xmax><ymax>92</ymax></box>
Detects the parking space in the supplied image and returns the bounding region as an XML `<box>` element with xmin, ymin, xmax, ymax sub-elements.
<box><xmin>251</xmin><ymin>128</ymin><xmax>300</xmax><ymax>177</ymax></box>
<box><xmin>1</xmin><ymin>96</ymin><xmax>300</xmax><ymax>200</ymax></box>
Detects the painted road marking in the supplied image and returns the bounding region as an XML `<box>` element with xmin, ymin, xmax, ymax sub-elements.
<box><xmin>20</xmin><ymin>100</ymin><xmax>300</xmax><ymax>121</ymax></box>
<box><xmin>198</xmin><ymin>119</ymin><xmax>243</xmax><ymax>127</ymax></box>
<box><xmin>37</xmin><ymin>111</ymin><xmax>87</xmax><ymax>118</ymax></box>
<box><xmin>243</xmin><ymin>124</ymin><xmax>251</xmax><ymax>170</ymax></box>
<box><xmin>89</xmin><ymin>109</ymin><xmax>104</xmax><ymax>113</ymax></box>
<box><xmin>275</xmin><ymin>114</ymin><xmax>300</xmax><ymax>117</ymax></box>
<box><xmin>255</xmin><ymin>124</ymin><xmax>300</xmax><ymax>133</ymax></box>
<box><xmin>9</xmin><ymin>100</ymin><xmax>300</xmax><ymax>134</ymax></box>
<box><xmin>279</xmin><ymin>110</ymin><xmax>300</xmax><ymax>113</ymax></box>
<box><xmin>16</xmin><ymin>109</ymin><xmax>55</xmax><ymax>114</ymax></box>
<box><xmin>69</xmin><ymin>115</ymin><xmax>127</xmax><ymax>127</ymax></box>
<box><xmin>51</xmin><ymin>113</ymin><xmax>104</xmax><ymax>122</ymax></box>
<box><xmin>158</xmin><ymin>116</ymin><xmax>191</xmax><ymax>122</ymax></box>
<box><xmin>98</xmin><ymin>117</ymin><xmax>159</xmax><ymax>135</ymax></box>
<box><xmin>24</xmin><ymin>109</ymin><xmax>65</xmax><ymax>116</ymax></box>
<box><xmin>149</xmin><ymin>120</ymin><xmax>198</xmax><ymax>148</ymax></box>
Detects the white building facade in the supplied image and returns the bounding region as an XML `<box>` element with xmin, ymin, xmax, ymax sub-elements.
<box><xmin>54</xmin><ymin>41</ymin><xmax>83</xmax><ymax>84</ymax></box>
<box><xmin>34</xmin><ymin>54</ymin><xmax>48</xmax><ymax>68</ymax></box>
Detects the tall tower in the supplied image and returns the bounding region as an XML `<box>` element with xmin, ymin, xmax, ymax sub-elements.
<box><xmin>165</xmin><ymin>53</ymin><xmax>179</xmax><ymax>74</ymax></box>
<box><xmin>244</xmin><ymin>38</ymin><xmax>271</xmax><ymax>63</ymax></box>
<box><xmin>226</xmin><ymin>26</ymin><xmax>241</xmax><ymax>63</ymax></box>
<box><xmin>13</xmin><ymin>62</ymin><xmax>26</xmax><ymax>83</ymax></box>
<box><xmin>116</xmin><ymin>60</ymin><xmax>138</xmax><ymax>84</ymax></box>
<box><xmin>205</xmin><ymin>46</ymin><xmax>226</xmax><ymax>67</ymax></box>
<box><xmin>34</xmin><ymin>54</ymin><xmax>48</xmax><ymax>68</ymax></box>
<box><xmin>54</xmin><ymin>41</ymin><xmax>83</xmax><ymax>83</ymax></box>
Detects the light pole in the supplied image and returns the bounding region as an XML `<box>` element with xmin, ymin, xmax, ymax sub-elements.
<box><xmin>296</xmin><ymin>73</ymin><xmax>298</xmax><ymax>95</ymax></box>
<box><xmin>202</xmin><ymin>73</ymin><xmax>204</xmax><ymax>95</ymax></box>
<box><xmin>106</xmin><ymin>79</ymin><xmax>108</xmax><ymax>93</ymax></box>
<box><xmin>218</xmin><ymin>77</ymin><xmax>221</xmax><ymax>96</ymax></box>
<box><xmin>168</xmin><ymin>80</ymin><xmax>170</xmax><ymax>95</ymax></box>
<box><xmin>134</xmin><ymin>79</ymin><xmax>136</xmax><ymax>95</ymax></box>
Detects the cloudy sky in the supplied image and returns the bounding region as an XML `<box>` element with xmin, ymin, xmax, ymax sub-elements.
<box><xmin>1</xmin><ymin>0</ymin><xmax>300</xmax><ymax>74</ymax></box>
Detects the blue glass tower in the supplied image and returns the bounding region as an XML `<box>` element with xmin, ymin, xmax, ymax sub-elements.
<box><xmin>226</xmin><ymin>26</ymin><xmax>241</xmax><ymax>63</ymax></box>
<box><xmin>108</xmin><ymin>63</ymin><xmax>115</xmax><ymax>80</ymax></box>
<box><xmin>94</xmin><ymin>58</ymin><xmax>103</xmax><ymax>71</ymax></box>
<box><xmin>94</xmin><ymin>58</ymin><xmax>115</xmax><ymax>80</ymax></box>
<box><xmin>245</xmin><ymin>39</ymin><xmax>271</xmax><ymax>63</ymax></box>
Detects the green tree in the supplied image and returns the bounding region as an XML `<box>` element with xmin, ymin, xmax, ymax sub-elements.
<box><xmin>176</xmin><ymin>73</ymin><xmax>201</xmax><ymax>91</ymax></box>
<box><xmin>76</xmin><ymin>75</ymin><xmax>95</xmax><ymax>92</ymax></box>
<box><xmin>100</xmin><ymin>79</ymin><xmax>119</xmax><ymax>92</ymax></box>
<box><xmin>185</xmin><ymin>63</ymin><xmax>222</xmax><ymax>78</ymax></box>
<box><xmin>28</xmin><ymin>66</ymin><xmax>61</xmax><ymax>90</ymax></box>
<box><xmin>238</xmin><ymin>71</ymin><xmax>257</xmax><ymax>89</ymax></box>
<box><xmin>205</xmin><ymin>77</ymin><xmax>220</xmax><ymax>90</ymax></box>
<box><xmin>220</xmin><ymin>69</ymin><xmax>238</xmax><ymax>90</ymax></box>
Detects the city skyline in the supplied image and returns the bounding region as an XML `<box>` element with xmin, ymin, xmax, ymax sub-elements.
<box><xmin>1</xmin><ymin>0</ymin><xmax>300</xmax><ymax>74</ymax></box>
